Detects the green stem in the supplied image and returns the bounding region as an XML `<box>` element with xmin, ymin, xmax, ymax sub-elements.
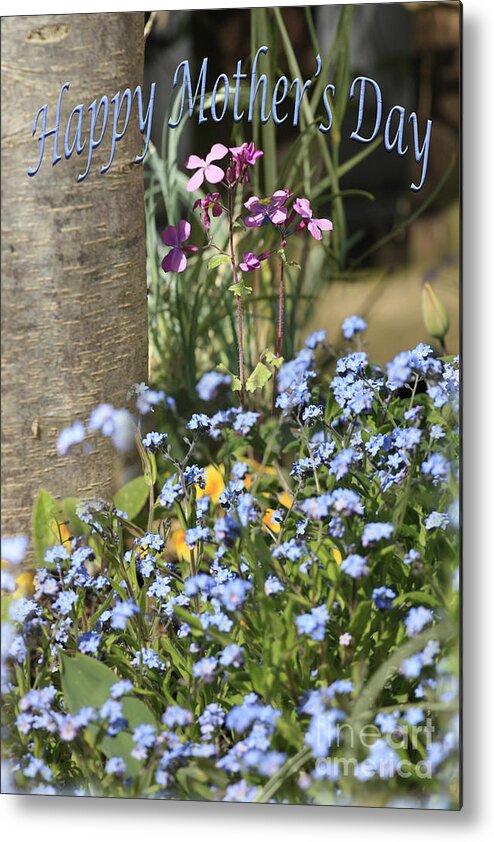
<box><xmin>147</xmin><ymin>483</ymin><xmax>155</xmax><ymax>533</ymax></box>
<box><xmin>253</xmin><ymin>746</ymin><xmax>312</xmax><ymax>803</ymax></box>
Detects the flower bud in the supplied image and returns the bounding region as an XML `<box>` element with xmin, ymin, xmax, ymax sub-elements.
<box><xmin>421</xmin><ymin>281</ymin><xmax>450</xmax><ymax>341</ymax></box>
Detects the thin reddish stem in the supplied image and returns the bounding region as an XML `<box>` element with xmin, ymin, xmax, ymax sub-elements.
<box><xmin>276</xmin><ymin>257</ymin><xmax>285</xmax><ymax>359</ymax></box>
<box><xmin>228</xmin><ymin>188</ymin><xmax>245</xmax><ymax>399</ymax></box>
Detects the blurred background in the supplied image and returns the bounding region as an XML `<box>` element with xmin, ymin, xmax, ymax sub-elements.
<box><xmin>143</xmin><ymin>2</ymin><xmax>459</xmax><ymax>386</ymax></box>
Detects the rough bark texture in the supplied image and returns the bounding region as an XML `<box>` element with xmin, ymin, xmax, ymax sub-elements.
<box><xmin>1</xmin><ymin>14</ymin><xmax>148</xmax><ymax>538</ymax></box>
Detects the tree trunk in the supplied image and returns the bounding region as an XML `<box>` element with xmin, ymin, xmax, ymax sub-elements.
<box><xmin>1</xmin><ymin>13</ymin><xmax>148</xmax><ymax>539</ymax></box>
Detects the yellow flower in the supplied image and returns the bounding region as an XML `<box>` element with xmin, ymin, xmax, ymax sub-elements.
<box><xmin>13</xmin><ymin>571</ymin><xmax>35</xmax><ymax>597</ymax></box>
<box><xmin>242</xmin><ymin>458</ymin><xmax>279</xmax><ymax>491</ymax></box>
<box><xmin>3</xmin><ymin>520</ymin><xmax>72</xmax><ymax>600</ymax></box>
<box><xmin>243</xmin><ymin>458</ymin><xmax>277</xmax><ymax>478</ymax></box>
<box><xmin>278</xmin><ymin>490</ymin><xmax>293</xmax><ymax>509</ymax></box>
<box><xmin>168</xmin><ymin>526</ymin><xmax>191</xmax><ymax>561</ymax></box>
<box><xmin>196</xmin><ymin>465</ymin><xmax>225</xmax><ymax>504</ymax></box>
<box><xmin>262</xmin><ymin>509</ymin><xmax>281</xmax><ymax>534</ymax></box>
<box><xmin>0</xmin><ymin>559</ymin><xmax>35</xmax><ymax>598</ymax></box>
<box><xmin>333</xmin><ymin>548</ymin><xmax>342</xmax><ymax>565</ymax></box>
<box><xmin>49</xmin><ymin>520</ymin><xmax>73</xmax><ymax>554</ymax></box>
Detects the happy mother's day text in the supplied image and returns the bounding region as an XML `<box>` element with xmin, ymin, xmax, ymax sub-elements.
<box><xmin>27</xmin><ymin>48</ymin><xmax>432</xmax><ymax>191</ymax></box>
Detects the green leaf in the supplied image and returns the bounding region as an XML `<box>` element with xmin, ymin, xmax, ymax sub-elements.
<box><xmin>217</xmin><ymin>437</ymin><xmax>248</xmax><ymax>461</ymax></box>
<box><xmin>32</xmin><ymin>488</ymin><xmax>59</xmax><ymax>563</ymax></box>
<box><xmin>349</xmin><ymin>599</ymin><xmax>373</xmax><ymax>640</ymax></box>
<box><xmin>114</xmin><ymin>476</ymin><xmax>149</xmax><ymax>521</ymax></box>
<box><xmin>148</xmin><ymin>453</ymin><xmax>157</xmax><ymax>485</ymax></box>
<box><xmin>60</xmin><ymin>652</ymin><xmax>156</xmax><ymax>777</ymax></box>
<box><xmin>216</xmin><ymin>363</ymin><xmax>232</xmax><ymax>377</ymax></box>
<box><xmin>246</xmin><ymin>362</ymin><xmax>273</xmax><ymax>393</ymax></box>
<box><xmin>228</xmin><ymin>281</ymin><xmax>252</xmax><ymax>298</ymax></box>
<box><xmin>325</xmin><ymin>393</ymin><xmax>340</xmax><ymax>424</ymax></box>
<box><xmin>173</xmin><ymin>605</ymin><xmax>230</xmax><ymax>646</ymax></box>
<box><xmin>262</xmin><ymin>350</ymin><xmax>284</xmax><ymax>369</ymax></box>
<box><xmin>135</xmin><ymin>434</ymin><xmax>157</xmax><ymax>485</ymax></box>
<box><xmin>393</xmin><ymin>591</ymin><xmax>439</xmax><ymax>609</ymax></box>
<box><xmin>216</xmin><ymin>363</ymin><xmax>242</xmax><ymax>392</ymax></box>
<box><xmin>207</xmin><ymin>253</ymin><xmax>230</xmax><ymax>273</ymax></box>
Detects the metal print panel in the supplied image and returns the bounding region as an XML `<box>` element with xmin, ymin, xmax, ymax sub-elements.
<box><xmin>1</xmin><ymin>2</ymin><xmax>461</xmax><ymax>809</ymax></box>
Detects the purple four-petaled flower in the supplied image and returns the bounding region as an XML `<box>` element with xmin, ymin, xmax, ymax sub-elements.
<box><xmin>293</xmin><ymin>197</ymin><xmax>333</xmax><ymax>241</ymax></box>
<box><xmin>239</xmin><ymin>252</ymin><xmax>261</xmax><ymax>272</ymax></box>
<box><xmin>244</xmin><ymin>189</ymin><xmax>291</xmax><ymax>228</ymax></box>
<box><xmin>161</xmin><ymin>220</ymin><xmax>198</xmax><ymax>273</ymax></box>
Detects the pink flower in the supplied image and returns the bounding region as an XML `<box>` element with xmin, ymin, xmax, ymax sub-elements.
<box><xmin>293</xmin><ymin>198</ymin><xmax>333</xmax><ymax>241</ymax></box>
<box><xmin>239</xmin><ymin>252</ymin><xmax>261</xmax><ymax>272</ymax></box>
<box><xmin>227</xmin><ymin>142</ymin><xmax>263</xmax><ymax>183</ymax></box>
<box><xmin>193</xmin><ymin>192</ymin><xmax>222</xmax><ymax>231</ymax></box>
<box><xmin>161</xmin><ymin>221</ymin><xmax>198</xmax><ymax>273</ymax></box>
<box><xmin>184</xmin><ymin>143</ymin><xmax>229</xmax><ymax>192</ymax></box>
<box><xmin>244</xmin><ymin>189</ymin><xmax>291</xmax><ymax>228</ymax></box>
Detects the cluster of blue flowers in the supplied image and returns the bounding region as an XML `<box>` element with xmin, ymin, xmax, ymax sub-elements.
<box><xmin>1</xmin><ymin>316</ymin><xmax>460</xmax><ymax>807</ymax></box>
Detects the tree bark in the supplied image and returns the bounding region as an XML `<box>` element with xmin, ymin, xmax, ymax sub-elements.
<box><xmin>1</xmin><ymin>13</ymin><xmax>148</xmax><ymax>538</ymax></box>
